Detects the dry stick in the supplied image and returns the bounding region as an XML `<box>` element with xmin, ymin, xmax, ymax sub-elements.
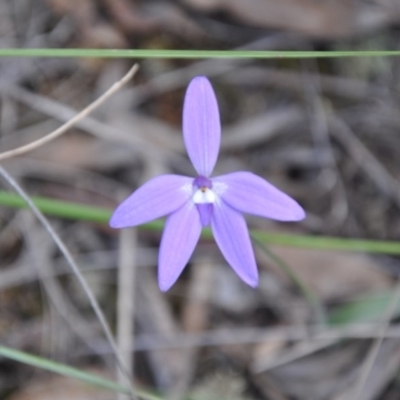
<box><xmin>169</xmin><ymin>258</ymin><xmax>214</xmax><ymax>400</ymax></box>
<box><xmin>70</xmin><ymin>322</ymin><xmax>400</xmax><ymax>355</ymax></box>
<box><xmin>0</xmin><ymin>64</ymin><xmax>139</xmax><ymax>161</ymax></box>
<box><xmin>0</xmin><ymin>80</ymin><xmax>172</xmax><ymax>162</ymax></box>
<box><xmin>20</xmin><ymin>212</ymin><xmax>113</xmax><ymax>367</ymax></box>
<box><xmin>301</xmin><ymin>61</ymin><xmax>349</xmax><ymax>228</ymax></box>
<box><xmin>0</xmin><ymin>166</ymin><xmax>136</xmax><ymax>400</ymax></box>
<box><xmin>330</xmin><ymin>115</ymin><xmax>400</xmax><ymax>210</ymax></box>
<box><xmin>117</xmin><ymin>228</ymin><xmax>137</xmax><ymax>400</ymax></box>
<box><xmin>252</xmin><ymin>338</ymin><xmax>337</xmax><ymax>373</ymax></box>
<box><xmin>327</xmin><ymin>115</ymin><xmax>400</xmax><ymax>398</ymax></box>
<box><xmin>352</xmin><ymin>282</ymin><xmax>400</xmax><ymax>400</ymax></box>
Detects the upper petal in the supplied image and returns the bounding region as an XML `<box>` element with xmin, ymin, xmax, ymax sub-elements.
<box><xmin>110</xmin><ymin>174</ymin><xmax>193</xmax><ymax>228</ymax></box>
<box><xmin>211</xmin><ymin>201</ymin><xmax>258</xmax><ymax>287</ymax></box>
<box><xmin>158</xmin><ymin>202</ymin><xmax>202</xmax><ymax>291</ymax></box>
<box><xmin>213</xmin><ymin>172</ymin><xmax>305</xmax><ymax>221</ymax></box>
<box><xmin>183</xmin><ymin>76</ymin><xmax>221</xmax><ymax>177</ymax></box>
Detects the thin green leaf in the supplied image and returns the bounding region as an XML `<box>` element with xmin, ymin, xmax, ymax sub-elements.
<box><xmin>329</xmin><ymin>291</ymin><xmax>400</xmax><ymax>326</ymax></box>
<box><xmin>251</xmin><ymin>231</ymin><xmax>400</xmax><ymax>255</ymax></box>
<box><xmin>0</xmin><ymin>345</ymin><xmax>161</xmax><ymax>400</ymax></box>
<box><xmin>0</xmin><ymin>346</ymin><xmax>122</xmax><ymax>393</ymax></box>
<box><xmin>0</xmin><ymin>189</ymin><xmax>111</xmax><ymax>222</ymax></box>
<box><xmin>1</xmin><ymin>190</ymin><xmax>400</xmax><ymax>254</ymax></box>
<box><xmin>1</xmin><ymin>49</ymin><xmax>400</xmax><ymax>59</ymax></box>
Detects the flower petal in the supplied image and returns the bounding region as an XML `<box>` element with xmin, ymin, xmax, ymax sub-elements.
<box><xmin>183</xmin><ymin>76</ymin><xmax>221</xmax><ymax>177</ymax></box>
<box><xmin>211</xmin><ymin>201</ymin><xmax>258</xmax><ymax>287</ymax></box>
<box><xmin>110</xmin><ymin>175</ymin><xmax>192</xmax><ymax>228</ymax></box>
<box><xmin>158</xmin><ymin>202</ymin><xmax>202</xmax><ymax>291</ymax></box>
<box><xmin>213</xmin><ymin>172</ymin><xmax>305</xmax><ymax>221</ymax></box>
<box><xmin>196</xmin><ymin>203</ymin><xmax>213</xmax><ymax>226</ymax></box>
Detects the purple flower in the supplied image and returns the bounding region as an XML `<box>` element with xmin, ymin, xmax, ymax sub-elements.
<box><xmin>110</xmin><ymin>76</ymin><xmax>305</xmax><ymax>291</ymax></box>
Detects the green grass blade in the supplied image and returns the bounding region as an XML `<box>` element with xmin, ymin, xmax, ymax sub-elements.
<box><xmin>1</xmin><ymin>189</ymin><xmax>400</xmax><ymax>254</ymax></box>
<box><xmin>251</xmin><ymin>231</ymin><xmax>400</xmax><ymax>255</ymax></box>
<box><xmin>1</xmin><ymin>49</ymin><xmax>400</xmax><ymax>59</ymax></box>
<box><xmin>0</xmin><ymin>189</ymin><xmax>111</xmax><ymax>223</ymax></box>
<box><xmin>0</xmin><ymin>345</ymin><xmax>129</xmax><ymax>393</ymax></box>
<box><xmin>0</xmin><ymin>345</ymin><xmax>162</xmax><ymax>400</ymax></box>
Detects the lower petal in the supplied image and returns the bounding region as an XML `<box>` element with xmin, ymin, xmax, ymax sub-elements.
<box><xmin>158</xmin><ymin>202</ymin><xmax>202</xmax><ymax>291</ymax></box>
<box><xmin>211</xmin><ymin>201</ymin><xmax>258</xmax><ymax>287</ymax></box>
<box><xmin>196</xmin><ymin>203</ymin><xmax>213</xmax><ymax>226</ymax></box>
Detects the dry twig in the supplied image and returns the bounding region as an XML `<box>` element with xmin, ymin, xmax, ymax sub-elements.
<box><xmin>0</xmin><ymin>64</ymin><xmax>139</xmax><ymax>161</ymax></box>
<box><xmin>117</xmin><ymin>228</ymin><xmax>137</xmax><ymax>400</ymax></box>
<box><xmin>0</xmin><ymin>166</ymin><xmax>136</xmax><ymax>400</ymax></box>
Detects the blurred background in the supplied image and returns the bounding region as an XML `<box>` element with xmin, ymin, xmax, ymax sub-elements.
<box><xmin>1</xmin><ymin>0</ymin><xmax>400</xmax><ymax>399</ymax></box>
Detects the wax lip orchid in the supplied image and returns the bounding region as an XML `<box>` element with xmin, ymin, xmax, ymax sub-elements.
<box><xmin>110</xmin><ymin>76</ymin><xmax>305</xmax><ymax>291</ymax></box>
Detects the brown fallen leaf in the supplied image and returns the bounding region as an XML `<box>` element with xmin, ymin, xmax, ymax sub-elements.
<box><xmin>259</xmin><ymin>246</ymin><xmax>391</xmax><ymax>301</ymax></box>
<box><xmin>182</xmin><ymin>0</ymin><xmax>400</xmax><ymax>39</ymax></box>
<box><xmin>7</xmin><ymin>370</ymin><xmax>113</xmax><ymax>400</ymax></box>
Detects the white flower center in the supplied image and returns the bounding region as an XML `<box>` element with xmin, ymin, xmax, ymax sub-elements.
<box><xmin>192</xmin><ymin>187</ymin><xmax>216</xmax><ymax>204</ymax></box>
